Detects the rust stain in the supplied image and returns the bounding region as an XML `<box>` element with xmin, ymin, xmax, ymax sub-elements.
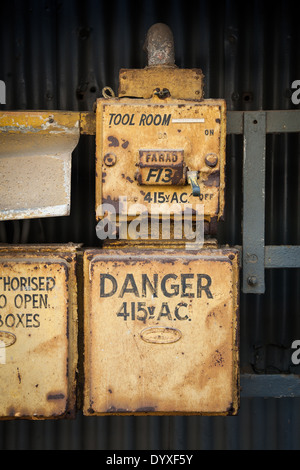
<box><xmin>108</xmin><ymin>135</ymin><xmax>119</xmax><ymax>147</ymax></box>
<box><xmin>106</xmin><ymin>406</ymin><xmax>128</xmax><ymax>413</ymax></box>
<box><xmin>31</xmin><ymin>335</ymin><xmax>65</xmax><ymax>355</ymax></box>
<box><xmin>135</xmin><ymin>406</ymin><xmax>156</xmax><ymax>412</ymax></box>
<box><xmin>101</xmin><ymin>196</ymin><xmax>122</xmax><ymax>213</ymax></box>
<box><xmin>212</xmin><ymin>349</ymin><xmax>225</xmax><ymax>367</ymax></box>
<box><xmin>47</xmin><ymin>392</ymin><xmax>65</xmax><ymax>401</ymax></box>
<box><xmin>203</xmin><ymin>170</ymin><xmax>220</xmax><ymax>187</ymax></box>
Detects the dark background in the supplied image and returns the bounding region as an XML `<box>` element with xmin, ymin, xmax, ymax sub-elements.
<box><xmin>0</xmin><ymin>0</ymin><xmax>300</xmax><ymax>450</ymax></box>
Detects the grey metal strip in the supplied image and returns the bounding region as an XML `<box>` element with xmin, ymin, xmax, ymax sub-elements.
<box><xmin>227</xmin><ymin>110</ymin><xmax>300</xmax><ymax>134</ymax></box>
<box><xmin>227</xmin><ymin>111</ymin><xmax>243</xmax><ymax>134</ymax></box>
<box><xmin>241</xmin><ymin>374</ymin><xmax>300</xmax><ymax>398</ymax></box>
<box><xmin>228</xmin><ymin>111</ymin><xmax>300</xmax><ymax>292</ymax></box>
<box><xmin>242</xmin><ymin>112</ymin><xmax>266</xmax><ymax>293</ymax></box>
<box><xmin>265</xmin><ymin>245</ymin><xmax>300</xmax><ymax>268</ymax></box>
<box><xmin>266</xmin><ymin>110</ymin><xmax>300</xmax><ymax>133</ymax></box>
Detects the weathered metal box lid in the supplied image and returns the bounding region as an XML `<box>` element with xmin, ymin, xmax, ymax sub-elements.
<box><xmin>0</xmin><ymin>244</ymin><xmax>80</xmax><ymax>419</ymax></box>
<box><xmin>83</xmin><ymin>247</ymin><xmax>239</xmax><ymax>415</ymax></box>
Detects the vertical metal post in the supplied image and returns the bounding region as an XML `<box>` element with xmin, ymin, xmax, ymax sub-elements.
<box><xmin>242</xmin><ymin>111</ymin><xmax>266</xmax><ymax>293</ymax></box>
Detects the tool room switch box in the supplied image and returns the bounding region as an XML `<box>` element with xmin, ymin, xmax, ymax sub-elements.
<box><xmin>95</xmin><ymin>98</ymin><xmax>226</xmax><ymax>222</ymax></box>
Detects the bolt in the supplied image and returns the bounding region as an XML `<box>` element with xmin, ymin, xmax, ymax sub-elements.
<box><xmin>242</xmin><ymin>91</ymin><xmax>253</xmax><ymax>102</ymax></box>
<box><xmin>231</xmin><ymin>91</ymin><xmax>240</xmax><ymax>101</ymax></box>
<box><xmin>205</xmin><ymin>153</ymin><xmax>218</xmax><ymax>168</ymax></box>
<box><xmin>247</xmin><ymin>276</ymin><xmax>257</xmax><ymax>287</ymax></box>
<box><xmin>104</xmin><ymin>153</ymin><xmax>117</xmax><ymax>167</ymax></box>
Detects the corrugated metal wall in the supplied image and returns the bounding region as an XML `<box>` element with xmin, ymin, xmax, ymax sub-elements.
<box><xmin>0</xmin><ymin>0</ymin><xmax>300</xmax><ymax>450</ymax></box>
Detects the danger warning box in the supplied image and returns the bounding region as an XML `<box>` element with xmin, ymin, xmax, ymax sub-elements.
<box><xmin>83</xmin><ymin>247</ymin><xmax>240</xmax><ymax>416</ymax></box>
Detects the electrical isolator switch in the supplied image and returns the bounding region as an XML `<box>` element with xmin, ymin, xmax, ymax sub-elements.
<box><xmin>95</xmin><ymin>98</ymin><xmax>226</xmax><ymax>222</ymax></box>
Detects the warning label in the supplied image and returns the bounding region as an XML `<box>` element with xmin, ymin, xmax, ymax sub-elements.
<box><xmin>0</xmin><ymin>264</ymin><xmax>65</xmax><ymax>330</ymax></box>
<box><xmin>99</xmin><ymin>272</ymin><xmax>213</xmax><ymax>324</ymax></box>
<box><xmin>84</xmin><ymin>249</ymin><xmax>240</xmax><ymax>416</ymax></box>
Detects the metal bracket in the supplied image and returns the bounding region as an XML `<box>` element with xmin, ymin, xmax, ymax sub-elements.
<box><xmin>227</xmin><ymin>109</ymin><xmax>300</xmax><ymax>294</ymax></box>
<box><xmin>240</xmin><ymin>374</ymin><xmax>300</xmax><ymax>398</ymax></box>
<box><xmin>242</xmin><ymin>111</ymin><xmax>266</xmax><ymax>293</ymax></box>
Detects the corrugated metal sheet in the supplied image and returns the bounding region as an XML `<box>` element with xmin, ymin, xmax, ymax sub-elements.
<box><xmin>0</xmin><ymin>0</ymin><xmax>300</xmax><ymax>449</ymax></box>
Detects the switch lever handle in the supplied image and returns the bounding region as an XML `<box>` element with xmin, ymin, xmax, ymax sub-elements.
<box><xmin>187</xmin><ymin>170</ymin><xmax>201</xmax><ymax>197</ymax></box>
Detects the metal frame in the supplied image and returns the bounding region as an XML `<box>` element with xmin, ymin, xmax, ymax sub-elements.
<box><xmin>227</xmin><ymin>110</ymin><xmax>300</xmax><ymax>294</ymax></box>
<box><xmin>240</xmin><ymin>373</ymin><xmax>300</xmax><ymax>398</ymax></box>
<box><xmin>1</xmin><ymin>109</ymin><xmax>300</xmax><ymax>400</ymax></box>
<box><xmin>228</xmin><ymin>110</ymin><xmax>300</xmax><ymax>397</ymax></box>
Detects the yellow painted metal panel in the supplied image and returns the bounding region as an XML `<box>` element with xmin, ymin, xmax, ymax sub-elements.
<box><xmin>83</xmin><ymin>247</ymin><xmax>239</xmax><ymax>416</ymax></box>
<box><xmin>118</xmin><ymin>67</ymin><xmax>204</xmax><ymax>100</ymax></box>
<box><xmin>95</xmin><ymin>97</ymin><xmax>226</xmax><ymax>222</ymax></box>
<box><xmin>0</xmin><ymin>244</ymin><xmax>79</xmax><ymax>419</ymax></box>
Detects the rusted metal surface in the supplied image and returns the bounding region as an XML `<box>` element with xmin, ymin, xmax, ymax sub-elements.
<box><xmin>0</xmin><ymin>111</ymin><xmax>80</xmax><ymax>221</ymax></box>
<box><xmin>118</xmin><ymin>23</ymin><xmax>205</xmax><ymax>101</ymax></box>
<box><xmin>79</xmin><ymin>111</ymin><xmax>96</xmax><ymax>135</ymax></box>
<box><xmin>0</xmin><ymin>111</ymin><xmax>80</xmax><ymax>134</ymax></box>
<box><xmin>0</xmin><ymin>244</ymin><xmax>80</xmax><ymax>419</ymax></box>
<box><xmin>83</xmin><ymin>246</ymin><xmax>239</xmax><ymax>416</ymax></box>
<box><xmin>103</xmin><ymin>239</ymin><xmax>219</xmax><ymax>249</ymax></box>
<box><xmin>96</xmin><ymin>97</ymin><xmax>226</xmax><ymax>222</ymax></box>
<box><xmin>137</xmin><ymin>149</ymin><xmax>186</xmax><ymax>186</ymax></box>
<box><xmin>143</xmin><ymin>23</ymin><xmax>175</xmax><ymax>67</ymax></box>
<box><xmin>0</xmin><ymin>111</ymin><xmax>95</xmax><ymax>135</ymax></box>
<box><xmin>118</xmin><ymin>68</ymin><xmax>204</xmax><ymax>100</ymax></box>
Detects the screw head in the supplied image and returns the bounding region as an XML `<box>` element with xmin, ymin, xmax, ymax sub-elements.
<box><xmin>247</xmin><ymin>276</ymin><xmax>257</xmax><ymax>286</ymax></box>
<box><xmin>205</xmin><ymin>153</ymin><xmax>218</xmax><ymax>168</ymax></box>
<box><xmin>104</xmin><ymin>153</ymin><xmax>117</xmax><ymax>167</ymax></box>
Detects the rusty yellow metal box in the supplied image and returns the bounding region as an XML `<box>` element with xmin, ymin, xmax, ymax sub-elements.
<box><xmin>0</xmin><ymin>244</ymin><xmax>80</xmax><ymax>419</ymax></box>
<box><xmin>83</xmin><ymin>247</ymin><xmax>239</xmax><ymax>416</ymax></box>
<box><xmin>95</xmin><ymin>97</ymin><xmax>226</xmax><ymax>223</ymax></box>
